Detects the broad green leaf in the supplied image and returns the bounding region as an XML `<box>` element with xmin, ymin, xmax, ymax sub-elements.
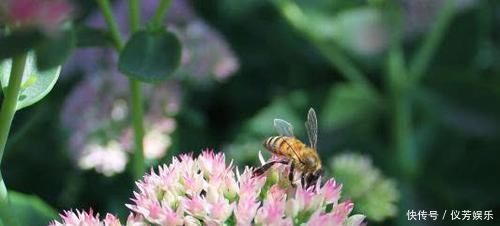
<box><xmin>322</xmin><ymin>83</ymin><xmax>382</xmax><ymax>128</ymax></box>
<box><xmin>0</xmin><ymin>52</ymin><xmax>61</xmax><ymax>110</ymax></box>
<box><xmin>118</xmin><ymin>30</ymin><xmax>181</xmax><ymax>83</ymax></box>
<box><xmin>0</xmin><ymin>31</ymin><xmax>42</xmax><ymax>60</ymax></box>
<box><xmin>9</xmin><ymin>191</ymin><xmax>58</xmax><ymax>225</ymax></box>
<box><xmin>35</xmin><ymin>26</ymin><xmax>76</xmax><ymax>71</ymax></box>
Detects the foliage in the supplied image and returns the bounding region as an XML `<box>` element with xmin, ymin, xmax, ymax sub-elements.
<box><xmin>7</xmin><ymin>191</ymin><xmax>58</xmax><ymax>226</ymax></box>
<box><xmin>0</xmin><ymin>52</ymin><xmax>61</xmax><ymax>110</ymax></box>
<box><xmin>118</xmin><ymin>30</ymin><xmax>181</xmax><ymax>83</ymax></box>
<box><xmin>329</xmin><ymin>153</ymin><xmax>399</xmax><ymax>222</ymax></box>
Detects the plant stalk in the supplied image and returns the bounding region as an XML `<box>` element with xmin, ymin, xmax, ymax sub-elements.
<box><xmin>128</xmin><ymin>0</ymin><xmax>140</xmax><ymax>32</ymax></box>
<box><xmin>97</xmin><ymin>0</ymin><xmax>146</xmax><ymax>179</ymax></box>
<box><xmin>273</xmin><ymin>0</ymin><xmax>378</xmax><ymax>97</ymax></box>
<box><xmin>129</xmin><ymin>80</ymin><xmax>145</xmax><ymax>179</ymax></box>
<box><xmin>387</xmin><ymin>40</ymin><xmax>417</xmax><ymax>179</ymax></box>
<box><xmin>127</xmin><ymin>0</ymin><xmax>146</xmax><ymax>179</ymax></box>
<box><xmin>0</xmin><ymin>53</ymin><xmax>28</xmax><ymax>226</ymax></box>
<box><xmin>96</xmin><ymin>0</ymin><xmax>124</xmax><ymax>50</ymax></box>
<box><xmin>151</xmin><ymin>0</ymin><xmax>172</xmax><ymax>28</ymax></box>
<box><xmin>410</xmin><ymin>0</ymin><xmax>455</xmax><ymax>82</ymax></box>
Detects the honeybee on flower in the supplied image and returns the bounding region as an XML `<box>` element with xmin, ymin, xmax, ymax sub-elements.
<box><xmin>254</xmin><ymin>108</ymin><xmax>323</xmax><ymax>188</ymax></box>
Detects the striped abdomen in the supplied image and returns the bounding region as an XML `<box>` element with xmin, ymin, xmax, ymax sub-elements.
<box><xmin>264</xmin><ymin>136</ymin><xmax>305</xmax><ymax>157</ymax></box>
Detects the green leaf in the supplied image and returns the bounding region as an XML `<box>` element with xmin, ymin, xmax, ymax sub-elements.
<box><xmin>8</xmin><ymin>191</ymin><xmax>58</xmax><ymax>225</ymax></box>
<box><xmin>0</xmin><ymin>52</ymin><xmax>61</xmax><ymax>110</ymax></box>
<box><xmin>118</xmin><ymin>30</ymin><xmax>182</xmax><ymax>83</ymax></box>
<box><xmin>0</xmin><ymin>31</ymin><xmax>42</xmax><ymax>60</ymax></box>
<box><xmin>322</xmin><ymin>83</ymin><xmax>382</xmax><ymax>128</ymax></box>
<box><xmin>35</xmin><ymin>26</ymin><xmax>76</xmax><ymax>71</ymax></box>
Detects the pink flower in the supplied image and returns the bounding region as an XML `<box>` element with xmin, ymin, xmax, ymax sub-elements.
<box><xmin>49</xmin><ymin>209</ymin><xmax>122</xmax><ymax>226</ymax></box>
<box><xmin>308</xmin><ymin>201</ymin><xmax>365</xmax><ymax>226</ymax></box>
<box><xmin>104</xmin><ymin>214</ymin><xmax>122</xmax><ymax>226</ymax></box>
<box><xmin>254</xmin><ymin>185</ymin><xmax>292</xmax><ymax>225</ymax></box>
<box><xmin>52</xmin><ymin>150</ymin><xmax>365</xmax><ymax>225</ymax></box>
<box><xmin>1</xmin><ymin>0</ymin><xmax>72</xmax><ymax>32</ymax></box>
<box><xmin>320</xmin><ymin>178</ymin><xmax>342</xmax><ymax>205</ymax></box>
<box><xmin>182</xmin><ymin>195</ymin><xmax>208</xmax><ymax>218</ymax></box>
<box><xmin>207</xmin><ymin>196</ymin><xmax>233</xmax><ymax>223</ymax></box>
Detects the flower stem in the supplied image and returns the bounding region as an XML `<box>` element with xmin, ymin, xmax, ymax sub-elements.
<box><xmin>0</xmin><ymin>53</ymin><xmax>28</xmax><ymax>226</ymax></box>
<box><xmin>127</xmin><ymin>0</ymin><xmax>145</xmax><ymax>179</ymax></box>
<box><xmin>313</xmin><ymin>39</ymin><xmax>375</xmax><ymax>94</ymax></box>
<box><xmin>0</xmin><ymin>53</ymin><xmax>26</xmax><ymax>165</ymax></box>
<box><xmin>410</xmin><ymin>0</ymin><xmax>455</xmax><ymax>82</ymax></box>
<box><xmin>97</xmin><ymin>0</ymin><xmax>146</xmax><ymax>179</ymax></box>
<box><xmin>151</xmin><ymin>0</ymin><xmax>172</xmax><ymax>29</ymax></box>
<box><xmin>128</xmin><ymin>0</ymin><xmax>140</xmax><ymax>31</ymax></box>
<box><xmin>273</xmin><ymin>0</ymin><xmax>378</xmax><ymax>97</ymax></box>
<box><xmin>385</xmin><ymin>11</ymin><xmax>417</xmax><ymax>179</ymax></box>
<box><xmin>129</xmin><ymin>80</ymin><xmax>145</xmax><ymax>179</ymax></box>
<box><xmin>96</xmin><ymin>0</ymin><xmax>124</xmax><ymax>49</ymax></box>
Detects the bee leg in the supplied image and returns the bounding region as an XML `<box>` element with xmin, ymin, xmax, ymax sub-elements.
<box><xmin>306</xmin><ymin>174</ymin><xmax>314</xmax><ymax>188</ymax></box>
<box><xmin>253</xmin><ymin>160</ymin><xmax>288</xmax><ymax>177</ymax></box>
<box><xmin>304</xmin><ymin>173</ymin><xmax>319</xmax><ymax>189</ymax></box>
<box><xmin>288</xmin><ymin>164</ymin><xmax>295</xmax><ymax>188</ymax></box>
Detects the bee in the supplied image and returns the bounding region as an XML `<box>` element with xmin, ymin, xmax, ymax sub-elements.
<box><xmin>253</xmin><ymin>108</ymin><xmax>323</xmax><ymax>188</ymax></box>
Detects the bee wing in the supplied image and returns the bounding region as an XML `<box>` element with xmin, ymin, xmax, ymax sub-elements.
<box><xmin>274</xmin><ymin>119</ymin><xmax>294</xmax><ymax>137</ymax></box>
<box><xmin>305</xmin><ymin>108</ymin><xmax>318</xmax><ymax>149</ymax></box>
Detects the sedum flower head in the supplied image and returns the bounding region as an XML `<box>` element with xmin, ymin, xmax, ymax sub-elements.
<box><xmin>330</xmin><ymin>153</ymin><xmax>399</xmax><ymax>222</ymax></box>
<box><xmin>126</xmin><ymin>150</ymin><xmax>365</xmax><ymax>225</ymax></box>
<box><xmin>51</xmin><ymin>150</ymin><xmax>366</xmax><ymax>226</ymax></box>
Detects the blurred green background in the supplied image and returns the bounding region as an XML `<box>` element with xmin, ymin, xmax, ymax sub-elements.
<box><xmin>2</xmin><ymin>0</ymin><xmax>500</xmax><ymax>225</ymax></box>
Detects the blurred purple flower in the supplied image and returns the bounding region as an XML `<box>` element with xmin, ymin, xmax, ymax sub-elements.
<box><xmin>78</xmin><ymin>141</ymin><xmax>128</xmax><ymax>177</ymax></box>
<box><xmin>402</xmin><ymin>0</ymin><xmax>477</xmax><ymax>36</ymax></box>
<box><xmin>60</xmin><ymin>72</ymin><xmax>180</xmax><ymax>176</ymax></box>
<box><xmin>64</xmin><ymin>0</ymin><xmax>238</xmax><ymax>82</ymax></box>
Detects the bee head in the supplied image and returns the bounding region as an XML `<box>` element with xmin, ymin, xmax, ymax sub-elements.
<box><xmin>314</xmin><ymin>168</ymin><xmax>324</xmax><ymax>177</ymax></box>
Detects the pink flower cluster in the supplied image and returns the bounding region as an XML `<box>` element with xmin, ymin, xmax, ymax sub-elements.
<box><xmin>50</xmin><ymin>151</ymin><xmax>365</xmax><ymax>226</ymax></box>
<box><xmin>0</xmin><ymin>0</ymin><xmax>72</xmax><ymax>32</ymax></box>
<box><xmin>49</xmin><ymin>209</ymin><xmax>141</xmax><ymax>226</ymax></box>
